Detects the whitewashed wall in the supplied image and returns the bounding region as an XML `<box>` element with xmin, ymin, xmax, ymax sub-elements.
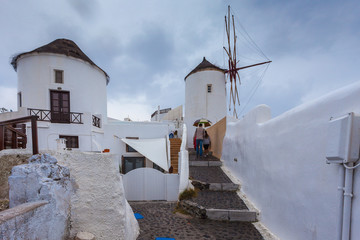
<box><xmin>20</xmin><ymin>111</ymin><xmax>104</xmax><ymax>152</ymax></box>
<box><xmin>53</xmin><ymin>151</ymin><xmax>139</xmax><ymax>240</ymax></box>
<box><xmin>222</xmin><ymin>81</ymin><xmax>360</xmax><ymax>240</ymax></box>
<box><xmin>185</xmin><ymin>70</ymin><xmax>226</xmax><ymax>148</ymax></box>
<box><xmin>16</xmin><ymin>53</ymin><xmax>108</xmax><ymax>123</ymax></box>
<box><xmin>178</xmin><ymin>124</ymin><xmax>189</xmax><ymax>193</ymax></box>
<box><xmin>102</xmin><ymin>120</ymin><xmax>170</xmax><ymax>169</ymax></box>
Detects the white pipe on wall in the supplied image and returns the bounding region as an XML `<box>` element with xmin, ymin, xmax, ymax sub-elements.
<box><xmin>337</xmin><ymin>165</ymin><xmax>345</xmax><ymax>240</ymax></box>
<box><xmin>342</xmin><ymin>162</ymin><xmax>354</xmax><ymax>240</ymax></box>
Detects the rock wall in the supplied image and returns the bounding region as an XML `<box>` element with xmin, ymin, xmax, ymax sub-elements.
<box><xmin>0</xmin><ymin>150</ymin><xmax>31</xmax><ymax>200</ymax></box>
<box><xmin>5</xmin><ymin>153</ymin><xmax>72</xmax><ymax>239</ymax></box>
<box><xmin>53</xmin><ymin>151</ymin><xmax>139</xmax><ymax>240</ymax></box>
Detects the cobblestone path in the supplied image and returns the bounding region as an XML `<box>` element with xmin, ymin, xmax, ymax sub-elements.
<box><xmin>130</xmin><ymin>201</ymin><xmax>264</xmax><ymax>240</ymax></box>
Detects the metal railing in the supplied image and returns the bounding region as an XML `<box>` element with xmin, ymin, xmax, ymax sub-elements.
<box><xmin>92</xmin><ymin>115</ymin><xmax>101</xmax><ymax>128</ymax></box>
<box><xmin>28</xmin><ymin>108</ymin><xmax>83</xmax><ymax>124</ymax></box>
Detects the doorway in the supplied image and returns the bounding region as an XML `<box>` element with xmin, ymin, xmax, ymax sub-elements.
<box><xmin>50</xmin><ymin>90</ymin><xmax>70</xmax><ymax>123</ymax></box>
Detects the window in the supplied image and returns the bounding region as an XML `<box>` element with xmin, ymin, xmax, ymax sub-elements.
<box><xmin>54</xmin><ymin>70</ymin><xmax>64</xmax><ymax>84</ymax></box>
<box><xmin>122</xmin><ymin>156</ymin><xmax>145</xmax><ymax>174</ymax></box>
<box><xmin>153</xmin><ymin>162</ymin><xmax>165</xmax><ymax>173</ymax></box>
<box><xmin>18</xmin><ymin>92</ymin><xmax>22</xmax><ymax>107</ymax></box>
<box><xmin>207</xmin><ymin>84</ymin><xmax>212</xmax><ymax>93</ymax></box>
<box><xmin>126</xmin><ymin>137</ymin><xmax>138</xmax><ymax>152</ymax></box>
<box><xmin>59</xmin><ymin>135</ymin><xmax>79</xmax><ymax>148</ymax></box>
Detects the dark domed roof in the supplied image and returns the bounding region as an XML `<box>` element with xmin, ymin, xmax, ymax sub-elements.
<box><xmin>11</xmin><ymin>39</ymin><xmax>110</xmax><ymax>84</ymax></box>
<box><xmin>184</xmin><ymin>57</ymin><xmax>226</xmax><ymax>81</ymax></box>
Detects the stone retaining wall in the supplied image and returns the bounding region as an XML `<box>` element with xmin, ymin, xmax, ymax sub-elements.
<box><xmin>1</xmin><ymin>153</ymin><xmax>72</xmax><ymax>239</ymax></box>
<box><xmin>0</xmin><ymin>150</ymin><xmax>31</xmax><ymax>200</ymax></box>
<box><xmin>0</xmin><ymin>201</ymin><xmax>49</xmax><ymax>239</ymax></box>
<box><xmin>52</xmin><ymin>151</ymin><xmax>139</xmax><ymax>240</ymax></box>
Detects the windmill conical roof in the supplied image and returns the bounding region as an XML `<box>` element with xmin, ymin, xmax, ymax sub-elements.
<box><xmin>11</xmin><ymin>38</ymin><xmax>110</xmax><ymax>84</ymax></box>
<box><xmin>184</xmin><ymin>57</ymin><xmax>226</xmax><ymax>80</ymax></box>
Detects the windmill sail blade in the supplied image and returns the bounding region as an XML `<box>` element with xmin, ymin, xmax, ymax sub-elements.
<box><xmin>223</xmin><ymin>5</ymin><xmax>271</xmax><ymax>118</ymax></box>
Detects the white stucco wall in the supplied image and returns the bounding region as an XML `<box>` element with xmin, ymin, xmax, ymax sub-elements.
<box><xmin>222</xmin><ymin>81</ymin><xmax>360</xmax><ymax>240</ymax></box>
<box><xmin>21</xmin><ymin>111</ymin><xmax>104</xmax><ymax>152</ymax></box>
<box><xmin>103</xmin><ymin>120</ymin><xmax>171</xmax><ymax>155</ymax></box>
<box><xmin>185</xmin><ymin>70</ymin><xmax>226</xmax><ymax>148</ymax></box>
<box><xmin>53</xmin><ymin>151</ymin><xmax>139</xmax><ymax>240</ymax></box>
<box><xmin>101</xmin><ymin>120</ymin><xmax>171</xmax><ymax>171</ymax></box>
<box><xmin>16</xmin><ymin>53</ymin><xmax>108</xmax><ymax>122</ymax></box>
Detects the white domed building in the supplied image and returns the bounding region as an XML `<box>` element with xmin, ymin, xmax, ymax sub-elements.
<box><xmin>5</xmin><ymin>39</ymin><xmax>108</xmax><ymax>151</ymax></box>
<box><xmin>184</xmin><ymin>57</ymin><xmax>227</xmax><ymax>147</ymax></box>
<box><xmin>1</xmin><ymin>39</ymin><xmax>175</xmax><ymax>177</ymax></box>
<box><xmin>12</xmin><ymin>39</ymin><xmax>109</xmax><ymax>122</ymax></box>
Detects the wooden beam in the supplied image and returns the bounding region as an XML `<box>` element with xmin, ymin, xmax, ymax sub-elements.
<box><xmin>0</xmin><ymin>126</ymin><xmax>3</xmax><ymax>151</ymax></box>
<box><xmin>225</xmin><ymin>61</ymin><xmax>272</xmax><ymax>73</ymax></box>
<box><xmin>31</xmin><ymin>116</ymin><xmax>38</xmax><ymax>155</ymax></box>
<box><xmin>4</xmin><ymin>125</ymin><xmax>27</xmax><ymax>138</ymax></box>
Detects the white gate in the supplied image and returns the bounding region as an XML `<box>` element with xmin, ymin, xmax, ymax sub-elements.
<box><xmin>123</xmin><ymin>168</ymin><xmax>179</xmax><ymax>201</ymax></box>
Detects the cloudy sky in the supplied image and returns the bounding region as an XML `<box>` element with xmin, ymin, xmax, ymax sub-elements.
<box><xmin>1</xmin><ymin>0</ymin><xmax>359</xmax><ymax>121</ymax></box>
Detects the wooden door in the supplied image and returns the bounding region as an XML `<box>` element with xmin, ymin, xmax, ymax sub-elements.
<box><xmin>50</xmin><ymin>90</ymin><xmax>70</xmax><ymax>123</ymax></box>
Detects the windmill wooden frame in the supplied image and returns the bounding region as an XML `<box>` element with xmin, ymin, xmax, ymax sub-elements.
<box><xmin>223</xmin><ymin>6</ymin><xmax>271</xmax><ymax>117</ymax></box>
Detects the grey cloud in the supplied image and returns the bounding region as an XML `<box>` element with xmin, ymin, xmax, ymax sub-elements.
<box><xmin>66</xmin><ymin>0</ymin><xmax>99</xmax><ymax>20</ymax></box>
<box><xmin>126</xmin><ymin>24</ymin><xmax>175</xmax><ymax>71</ymax></box>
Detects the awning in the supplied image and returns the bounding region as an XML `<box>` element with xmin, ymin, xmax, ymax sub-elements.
<box><xmin>121</xmin><ymin>138</ymin><xmax>169</xmax><ymax>171</ymax></box>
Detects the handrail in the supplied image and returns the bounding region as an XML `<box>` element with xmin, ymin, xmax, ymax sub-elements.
<box><xmin>0</xmin><ymin>116</ymin><xmax>38</xmax><ymax>154</ymax></box>
<box><xmin>28</xmin><ymin>108</ymin><xmax>83</xmax><ymax>124</ymax></box>
<box><xmin>5</xmin><ymin>125</ymin><xmax>27</xmax><ymax>138</ymax></box>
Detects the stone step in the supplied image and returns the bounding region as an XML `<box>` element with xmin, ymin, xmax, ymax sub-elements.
<box><xmin>179</xmin><ymin>200</ymin><xmax>257</xmax><ymax>222</ymax></box>
<box><xmin>189</xmin><ymin>161</ymin><xmax>222</xmax><ymax>167</ymax></box>
<box><xmin>191</xmin><ymin>180</ymin><xmax>239</xmax><ymax>191</ymax></box>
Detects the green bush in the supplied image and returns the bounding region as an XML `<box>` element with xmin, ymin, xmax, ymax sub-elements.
<box><xmin>178</xmin><ymin>188</ymin><xmax>197</xmax><ymax>201</ymax></box>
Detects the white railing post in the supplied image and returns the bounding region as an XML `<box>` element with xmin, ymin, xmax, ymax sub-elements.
<box><xmin>178</xmin><ymin>124</ymin><xmax>189</xmax><ymax>193</ymax></box>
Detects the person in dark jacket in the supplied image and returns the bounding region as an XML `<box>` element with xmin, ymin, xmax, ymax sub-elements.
<box><xmin>203</xmin><ymin>131</ymin><xmax>211</xmax><ymax>157</ymax></box>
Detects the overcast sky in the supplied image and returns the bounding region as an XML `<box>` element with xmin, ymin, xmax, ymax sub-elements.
<box><xmin>1</xmin><ymin>0</ymin><xmax>360</xmax><ymax>121</ymax></box>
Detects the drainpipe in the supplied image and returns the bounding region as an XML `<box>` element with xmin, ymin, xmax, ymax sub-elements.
<box><xmin>342</xmin><ymin>162</ymin><xmax>354</xmax><ymax>240</ymax></box>
<box><xmin>336</xmin><ymin>165</ymin><xmax>345</xmax><ymax>240</ymax></box>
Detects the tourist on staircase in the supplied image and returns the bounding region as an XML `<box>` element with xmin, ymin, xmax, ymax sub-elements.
<box><xmin>203</xmin><ymin>131</ymin><xmax>211</xmax><ymax>157</ymax></box>
<box><xmin>193</xmin><ymin>123</ymin><xmax>205</xmax><ymax>158</ymax></box>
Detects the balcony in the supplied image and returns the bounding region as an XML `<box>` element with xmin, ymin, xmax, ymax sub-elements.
<box><xmin>28</xmin><ymin>108</ymin><xmax>83</xmax><ymax>124</ymax></box>
<box><xmin>92</xmin><ymin>115</ymin><xmax>101</xmax><ymax>128</ymax></box>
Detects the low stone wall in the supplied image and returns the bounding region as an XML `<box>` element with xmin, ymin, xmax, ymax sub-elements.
<box><xmin>52</xmin><ymin>151</ymin><xmax>139</xmax><ymax>240</ymax></box>
<box><xmin>179</xmin><ymin>200</ymin><xmax>206</xmax><ymax>219</ymax></box>
<box><xmin>2</xmin><ymin>153</ymin><xmax>72</xmax><ymax>239</ymax></box>
<box><xmin>0</xmin><ymin>150</ymin><xmax>31</xmax><ymax>200</ymax></box>
<box><xmin>191</xmin><ymin>180</ymin><xmax>239</xmax><ymax>191</ymax></box>
<box><xmin>0</xmin><ymin>201</ymin><xmax>48</xmax><ymax>239</ymax></box>
<box><xmin>0</xmin><ymin>151</ymin><xmax>139</xmax><ymax>240</ymax></box>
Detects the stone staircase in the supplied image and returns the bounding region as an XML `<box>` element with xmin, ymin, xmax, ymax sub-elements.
<box><xmin>169</xmin><ymin>138</ymin><xmax>182</xmax><ymax>174</ymax></box>
<box><xmin>179</xmin><ymin>149</ymin><xmax>258</xmax><ymax>222</ymax></box>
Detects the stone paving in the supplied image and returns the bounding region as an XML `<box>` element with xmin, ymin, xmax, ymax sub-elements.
<box><xmin>129</xmin><ymin>149</ymin><xmax>264</xmax><ymax>240</ymax></box>
<box><xmin>189</xmin><ymin>153</ymin><xmax>220</xmax><ymax>161</ymax></box>
<box><xmin>190</xmin><ymin>166</ymin><xmax>233</xmax><ymax>183</ymax></box>
<box><xmin>130</xmin><ymin>201</ymin><xmax>264</xmax><ymax>240</ymax></box>
<box><xmin>190</xmin><ymin>190</ymin><xmax>248</xmax><ymax>210</ymax></box>
<box><xmin>188</xmin><ymin>150</ymin><xmax>247</xmax><ymax>212</ymax></box>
